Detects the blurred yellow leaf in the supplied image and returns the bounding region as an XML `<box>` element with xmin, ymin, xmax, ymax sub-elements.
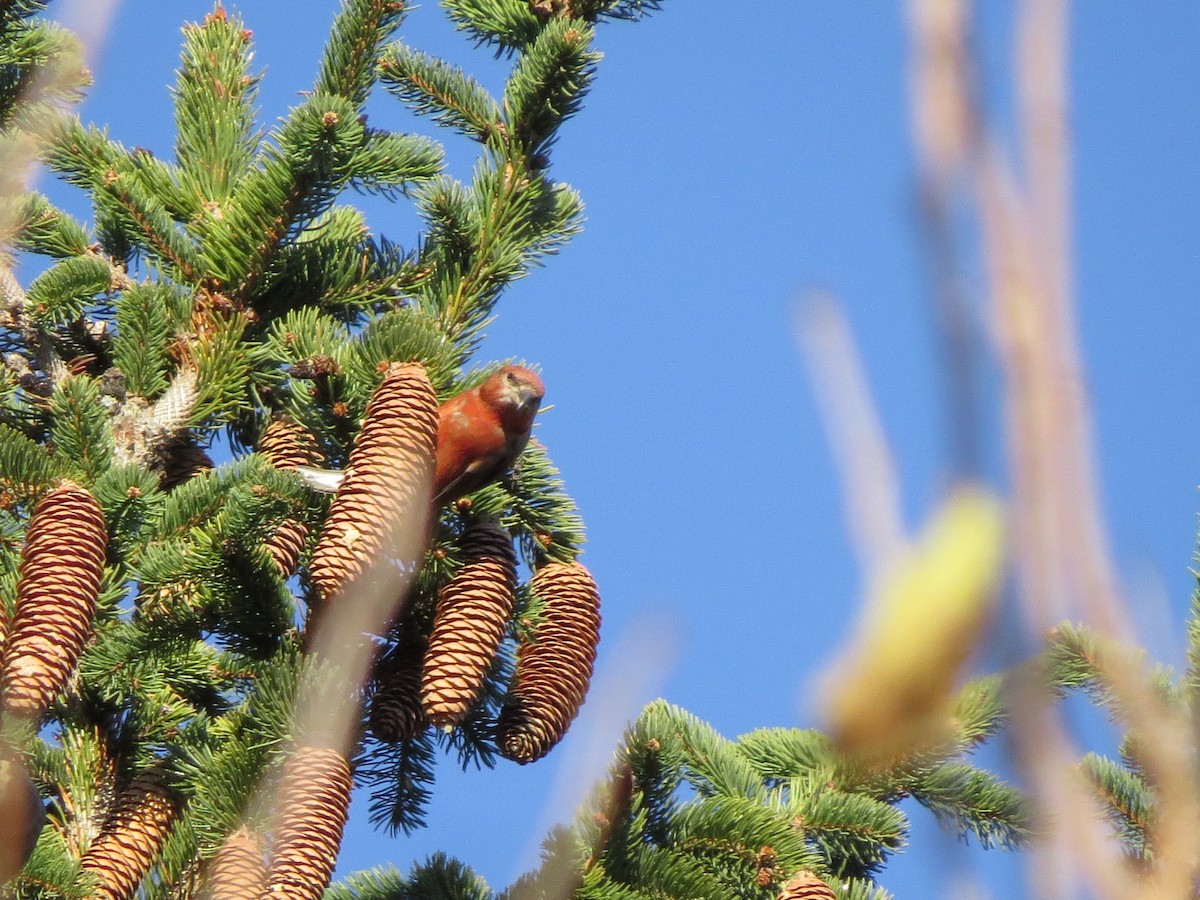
<box><xmin>823</xmin><ymin>485</ymin><xmax>1006</xmax><ymax>760</ymax></box>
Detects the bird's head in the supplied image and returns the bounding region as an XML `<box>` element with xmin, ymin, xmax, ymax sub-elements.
<box><xmin>483</xmin><ymin>365</ymin><xmax>545</xmax><ymax>417</ymax></box>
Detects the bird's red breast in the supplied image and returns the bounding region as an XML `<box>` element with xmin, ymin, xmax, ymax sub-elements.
<box><xmin>432</xmin><ymin>366</ymin><xmax>544</xmax><ymax>505</ymax></box>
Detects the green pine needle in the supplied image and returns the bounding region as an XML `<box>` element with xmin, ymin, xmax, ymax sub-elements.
<box><xmin>503</xmin><ymin>18</ymin><xmax>600</xmax><ymax>153</ymax></box>
<box><xmin>378</xmin><ymin>44</ymin><xmax>502</xmax><ymax>140</ymax></box>
<box><xmin>25</xmin><ymin>254</ymin><xmax>112</xmax><ymax>326</ymax></box>
<box><xmin>316</xmin><ymin>0</ymin><xmax>410</xmax><ymax>107</ymax></box>
<box><xmin>172</xmin><ymin>8</ymin><xmax>262</xmax><ymax>205</ymax></box>
<box><xmin>48</xmin><ymin>374</ymin><xmax>114</xmax><ymax>479</ymax></box>
<box><xmin>7</xmin><ymin>192</ymin><xmax>91</xmax><ymax>258</ymax></box>
<box><xmin>442</xmin><ymin>0</ymin><xmax>543</xmax><ymax>51</ymax></box>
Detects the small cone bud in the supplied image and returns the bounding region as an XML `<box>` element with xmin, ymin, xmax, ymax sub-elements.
<box><xmin>498</xmin><ymin>561</ymin><xmax>601</xmax><ymax>764</ymax></box>
<box><xmin>265</xmin><ymin>517</ymin><xmax>309</xmax><ymax>578</ymax></box>
<box><xmin>368</xmin><ymin>642</ymin><xmax>427</xmax><ymax>743</ymax></box>
<box><xmin>422</xmin><ymin>521</ymin><xmax>516</xmax><ymax>729</ymax></box>
<box><xmin>264</xmin><ymin>746</ymin><xmax>352</xmax><ymax>900</ymax></box>
<box><xmin>203</xmin><ymin>826</ymin><xmax>265</xmax><ymax>899</ymax></box>
<box><xmin>309</xmin><ymin>363</ymin><xmax>437</xmax><ymax>606</ymax></box>
<box><xmin>257</xmin><ymin>417</ymin><xmax>324</xmax><ymax>471</ymax></box>
<box><xmin>777</xmin><ymin>871</ymin><xmax>837</xmax><ymax>900</ymax></box>
<box><xmin>3</xmin><ymin>482</ymin><xmax>107</xmax><ymax>720</ymax></box>
<box><xmin>0</xmin><ymin>753</ymin><xmax>44</xmax><ymax>883</ymax></box>
<box><xmin>80</xmin><ymin>763</ymin><xmax>180</xmax><ymax>900</ymax></box>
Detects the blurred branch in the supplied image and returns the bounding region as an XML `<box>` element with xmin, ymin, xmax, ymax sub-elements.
<box><xmin>906</xmin><ymin>0</ymin><xmax>982</xmax><ymax>479</ymax></box>
<box><xmin>904</xmin><ymin>0</ymin><xmax>1200</xmax><ymax>896</ymax></box>
<box><xmin>799</xmin><ymin>294</ymin><xmax>905</xmax><ymax>581</ymax></box>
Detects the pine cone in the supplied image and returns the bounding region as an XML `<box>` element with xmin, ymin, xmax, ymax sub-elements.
<box><xmin>2</xmin><ymin>482</ymin><xmax>107</xmax><ymax>720</ymax></box>
<box><xmin>265</xmin><ymin>517</ymin><xmax>309</xmax><ymax>578</ymax></box>
<box><xmin>368</xmin><ymin>642</ymin><xmax>428</xmax><ymax>743</ymax></box>
<box><xmin>777</xmin><ymin>871</ymin><xmax>837</xmax><ymax>900</ymax></box>
<box><xmin>309</xmin><ymin>362</ymin><xmax>437</xmax><ymax>605</ymax></box>
<box><xmin>79</xmin><ymin>763</ymin><xmax>180</xmax><ymax>900</ymax></box>
<box><xmin>263</xmin><ymin>745</ymin><xmax>352</xmax><ymax>900</ymax></box>
<box><xmin>257</xmin><ymin>417</ymin><xmax>324</xmax><ymax>471</ymax></box>
<box><xmin>203</xmin><ymin>826</ymin><xmax>265</xmax><ymax>899</ymax></box>
<box><xmin>156</xmin><ymin>433</ymin><xmax>213</xmax><ymax>490</ymax></box>
<box><xmin>0</xmin><ymin>753</ymin><xmax>44</xmax><ymax>883</ymax></box>
<box><xmin>498</xmin><ymin>561</ymin><xmax>601</xmax><ymax>764</ymax></box>
<box><xmin>422</xmin><ymin>522</ymin><xmax>517</xmax><ymax>729</ymax></box>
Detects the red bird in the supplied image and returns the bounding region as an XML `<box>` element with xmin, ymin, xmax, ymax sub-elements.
<box><xmin>433</xmin><ymin>365</ymin><xmax>544</xmax><ymax>505</ymax></box>
<box><xmin>293</xmin><ymin>366</ymin><xmax>545</xmax><ymax>507</ymax></box>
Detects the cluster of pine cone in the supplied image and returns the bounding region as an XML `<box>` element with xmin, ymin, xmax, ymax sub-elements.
<box><xmin>265</xmin><ymin>362</ymin><xmax>602</xmax><ymax>766</ymax></box>
<box><xmin>367</xmin><ymin>527</ymin><xmax>601</xmax><ymax>765</ymax></box>
<box><xmin>0</xmin><ymin>361</ymin><xmax>602</xmax><ymax>897</ymax></box>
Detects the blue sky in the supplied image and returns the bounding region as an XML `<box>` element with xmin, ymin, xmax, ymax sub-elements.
<box><xmin>43</xmin><ymin>1</ymin><xmax>1200</xmax><ymax>896</ymax></box>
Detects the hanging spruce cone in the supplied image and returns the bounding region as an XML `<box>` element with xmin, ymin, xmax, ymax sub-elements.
<box><xmin>0</xmin><ymin>752</ymin><xmax>44</xmax><ymax>883</ymax></box>
<box><xmin>2</xmin><ymin>482</ymin><xmax>107</xmax><ymax>720</ymax></box>
<box><xmin>156</xmin><ymin>433</ymin><xmax>213</xmax><ymax>490</ymax></box>
<box><xmin>777</xmin><ymin>871</ymin><xmax>837</xmax><ymax>900</ymax></box>
<box><xmin>263</xmin><ymin>745</ymin><xmax>352</xmax><ymax>900</ymax></box>
<box><xmin>309</xmin><ymin>363</ymin><xmax>437</xmax><ymax>606</ymax></box>
<box><xmin>202</xmin><ymin>826</ymin><xmax>265</xmax><ymax>899</ymax></box>
<box><xmin>79</xmin><ymin>763</ymin><xmax>180</xmax><ymax>900</ymax></box>
<box><xmin>257</xmin><ymin>418</ymin><xmax>322</xmax><ymax>580</ymax></box>
<box><xmin>368</xmin><ymin>641</ymin><xmax>428</xmax><ymax>743</ymax></box>
<box><xmin>257</xmin><ymin>416</ymin><xmax>324</xmax><ymax>471</ymax></box>
<box><xmin>265</xmin><ymin>516</ymin><xmax>309</xmax><ymax>579</ymax></box>
<box><xmin>422</xmin><ymin>521</ymin><xmax>517</xmax><ymax>729</ymax></box>
<box><xmin>497</xmin><ymin>561</ymin><xmax>601</xmax><ymax>764</ymax></box>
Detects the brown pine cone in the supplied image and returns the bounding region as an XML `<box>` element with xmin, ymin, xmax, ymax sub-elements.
<box><xmin>257</xmin><ymin>419</ymin><xmax>320</xmax><ymax>579</ymax></box>
<box><xmin>79</xmin><ymin>763</ymin><xmax>180</xmax><ymax>900</ymax></box>
<box><xmin>264</xmin><ymin>517</ymin><xmax>309</xmax><ymax>579</ymax></box>
<box><xmin>202</xmin><ymin>826</ymin><xmax>265</xmax><ymax>899</ymax></box>
<box><xmin>309</xmin><ymin>362</ymin><xmax>437</xmax><ymax>605</ymax></box>
<box><xmin>777</xmin><ymin>871</ymin><xmax>837</xmax><ymax>900</ymax></box>
<box><xmin>497</xmin><ymin>561</ymin><xmax>601</xmax><ymax>764</ymax></box>
<box><xmin>422</xmin><ymin>521</ymin><xmax>516</xmax><ymax>729</ymax></box>
<box><xmin>257</xmin><ymin>417</ymin><xmax>324</xmax><ymax>471</ymax></box>
<box><xmin>263</xmin><ymin>746</ymin><xmax>352</xmax><ymax>900</ymax></box>
<box><xmin>156</xmin><ymin>434</ymin><xmax>213</xmax><ymax>490</ymax></box>
<box><xmin>368</xmin><ymin>641</ymin><xmax>428</xmax><ymax>743</ymax></box>
<box><xmin>2</xmin><ymin>482</ymin><xmax>107</xmax><ymax>720</ymax></box>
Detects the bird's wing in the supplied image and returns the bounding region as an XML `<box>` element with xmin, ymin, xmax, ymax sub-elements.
<box><xmin>432</xmin><ymin>451</ymin><xmax>508</xmax><ymax>506</ymax></box>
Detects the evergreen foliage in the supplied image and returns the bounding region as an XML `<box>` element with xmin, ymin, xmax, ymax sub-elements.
<box><xmin>0</xmin><ymin>0</ymin><xmax>635</xmax><ymax>894</ymax></box>
<box><xmin>496</xmin><ymin>694</ymin><xmax>1029</xmax><ymax>898</ymax></box>
<box><xmin>3</xmin><ymin>1</ymin><xmax>1183</xmax><ymax>898</ymax></box>
<box><xmin>1038</xmin><ymin>604</ymin><xmax>1200</xmax><ymax>873</ymax></box>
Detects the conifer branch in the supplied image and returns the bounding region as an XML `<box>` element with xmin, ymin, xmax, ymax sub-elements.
<box><xmin>909</xmin><ymin>762</ymin><xmax>1031</xmax><ymax>850</ymax></box>
<box><xmin>6</xmin><ymin>191</ymin><xmax>90</xmax><ymax>257</ymax></box>
<box><xmin>1045</xmin><ymin>621</ymin><xmax>1180</xmax><ymax>720</ymax></box>
<box><xmin>1184</xmin><ymin>592</ymin><xmax>1200</xmax><ymax>702</ymax></box>
<box><xmin>172</xmin><ymin>8</ymin><xmax>260</xmax><ymax>206</ymax></box>
<box><xmin>316</xmin><ymin>0</ymin><xmax>409</xmax><ymax>107</ymax></box>
<box><xmin>568</xmin><ymin>0</ymin><xmax>663</xmax><ymax>21</ymax></box>
<box><xmin>502</xmin><ymin>18</ymin><xmax>599</xmax><ymax>153</ymax></box>
<box><xmin>1080</xmin><ymin>752</ymin><xmax>1152</xmax><ymax>862</ymax></box>
<box><xmin>347</xmin><ymin>129</ymin><xmax>444</xmax><ymax>197</ymax></box>
<box><xmin>327</xmin><ymin>854</ymin><xmax>493</xmax><ymax>900</ymax></box>
<box><xmin>442</xmin><ymin>0</ymin><xmax>543</xmax><ymax>50</ymax></box>
<box><xmin>377</xmin><ymin>44</ymin><xmax>502</xmax><ymax>140</ymax></box>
